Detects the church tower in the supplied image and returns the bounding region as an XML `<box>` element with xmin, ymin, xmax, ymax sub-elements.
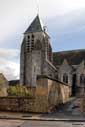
<box><xmin>20</xmin><ymin>15</ymin><xmax>53</xmax><ymax>86</ymax></box>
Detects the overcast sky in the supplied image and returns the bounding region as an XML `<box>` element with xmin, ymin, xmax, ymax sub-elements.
<box><xmin>0</xmin><ymin>0</ymin><xmax>85</xmax><ymax>80</ymax></box>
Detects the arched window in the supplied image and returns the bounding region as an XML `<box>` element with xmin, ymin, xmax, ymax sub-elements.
<box><xmin>28</xmin><ymin>35</ymin><xmax>30</xmax><ymax>40</ymax></box>
<box><xmin>80</xmin><ymin>74</ymin><xmax>85</xmax><ymax>84</ymax></box>
<box><xmin>32</xmin><ymin>34</ymin><xmax>34</xmax><ymax>39</ymax></box>
<box><xmin>26</xmin><ymin>34</ymin><xmax>35</xmax><ymax>52</ymax></box>
<box><xmin>63</xmin><ymin>73</ymin><xmax>68</xmax><ymax>83</ymax></box>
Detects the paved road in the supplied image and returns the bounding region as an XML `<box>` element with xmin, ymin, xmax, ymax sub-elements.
<box><xmin>0</xmin><ymin>120</ymin><xmax>84</xmax><ymax>127</ymax></box>
<box><xmin>0</xmin><ymin>119</ymin><xmax>24</xmax><ymax>127</ymax></box>
<box><xmin>21</xmin><ymin>121</ymin><xmax>85</xmax><ymax>127</ymax></box>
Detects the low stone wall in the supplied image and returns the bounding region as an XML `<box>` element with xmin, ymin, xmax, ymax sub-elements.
<box><xmin>0</xmin><ymin>76</ymin><xmax>71</xmax><ymax>113</ymax></box>
<box><xmin>0</xmin><ymin>96</ymin><xmax>48</xmax><ymax>113</ymax></box>
<box><xmin>35</xmin><ymin>78</ymin><xmax>48</xmax><ymax>113</ymax></box>
<box><xmin>37</xmin><ymin>75</ymin><xmax>71</xmax><ymax>111</ymax></box>
<box><xmin>0</xmin><ymin>97</ymin><xmax>35</xmax><ymax>112</ymax></box>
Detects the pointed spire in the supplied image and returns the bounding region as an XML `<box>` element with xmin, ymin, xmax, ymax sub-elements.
<box><xmin>24</xmin><ymin>15</ymin><xmax>43</xmax><ymax>34</ymax></box>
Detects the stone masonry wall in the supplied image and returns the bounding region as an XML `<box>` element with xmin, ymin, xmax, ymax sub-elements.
<box><xmin>35</xmin><ymin>78</ymin><xmax>48</xmax><ymax>113</ymax></box>
<box><xmin>0</xmin><ymin>77</ymin><xmax>71</xmax><ymax>113</ymax></box>
<box><xmin>0</xmin><ymin>74</ymin><xmax>8</xmax><ymax>97</ymax></box>
<box><xmin>37</xmin><ymin>76</ymin><xmax>71</xmax><ymax>112</ymax></box>
<box><xmin>0</xmin><ymin>97</ymin><xmax>35</xmax><ymax>112</ymax></box>
<box><xmin>47</xmin><ymin>78</ymin><xmax>71</xmax><ymax>109</ymax></box>
<box><xmin>58</xmin><ymin>60</ymin><xmax>73</xmax><ymax>85</ymax></box>
<box><xmin>43</xmin><ymin>59</ymin><xmax>56</xmax><ymax>79</ymax></box>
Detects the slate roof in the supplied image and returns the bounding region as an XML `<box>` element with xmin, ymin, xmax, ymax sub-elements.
<box><xmin>53</xmin><ymin>49</ymin><xmax>85</xmax><ymax>66</ymax></box>
<box><xmin>24</xmin><ymin>15</ymin><xmax>43</xmax><ymax>34</ymax></box>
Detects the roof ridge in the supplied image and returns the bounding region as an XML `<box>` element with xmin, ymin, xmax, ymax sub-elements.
<box><xmin>53</xmin><ymin>49</ymin><xmax>85</xmax><ymax>54</ymax></box>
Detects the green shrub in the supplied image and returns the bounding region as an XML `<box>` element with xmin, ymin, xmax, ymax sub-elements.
<box><xmin>7</xmin><ymin>85</ymin><xmax>33</xmax><ymax>97</ymax></box>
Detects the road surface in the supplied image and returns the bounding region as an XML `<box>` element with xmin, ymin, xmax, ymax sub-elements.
<box><xmin>21</xmin><ymin>121</ymin><xmax>85</xmax><ymax>127</ymax></box>
<box><xmin>0</xmin><ymin>120</ymin><xmax>85</xmax><ymax>127</ymax></box>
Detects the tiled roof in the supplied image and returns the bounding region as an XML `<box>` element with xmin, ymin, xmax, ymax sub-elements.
<box><xmin>24</xmin><ymin>15</ymin><xmax>43</xmax><ymax>34</ymax></box>
<box><xmin>53</xmin><ymin>49</ymin><xmax>85</xmax><ymax>66</ymax></box>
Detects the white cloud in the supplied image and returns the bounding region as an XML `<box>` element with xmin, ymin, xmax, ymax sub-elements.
<box><xmin>37</xmin><ymin>0</ymin><xmax>85</xmax><ymax>16</ymax></box>
<box><xmin>0</xmin><ymin>48</ymin><xmax>19</xmax><ymax>58</ymax></box>
<box><xmin>0</xmin><ymin>59</ymin><xmax>20</xmax><ymax>81</ymax></box>
<box><xmin>0</xmin><ymin>0</ymin><xmax>85</xmax><ymax>42</ymax></box>
<box><xmin>0</xmin><ymin>0</ymin><xmax>85</xmax><ymax>79</ymax></box>
<box><xmin>0</xmin><ymin>48</ymin><xmax>19</xmax><ymax>80</ymax></box>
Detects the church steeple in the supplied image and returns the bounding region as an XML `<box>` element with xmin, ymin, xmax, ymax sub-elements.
<box><xmin>24</xmin><ymin>15</ymin><xmax>43</xmax><ymax>34</ymax></box>
<box><xmin>20</xmin><ymin>15</ymin><xmax>53</xmax><ymax>86</ymax></box>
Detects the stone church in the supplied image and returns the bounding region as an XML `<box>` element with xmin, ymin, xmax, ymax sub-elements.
<box><xmin>20</xmin><ymin>15</ymin><xmax>85</xmax><ymax>96</ymax></box>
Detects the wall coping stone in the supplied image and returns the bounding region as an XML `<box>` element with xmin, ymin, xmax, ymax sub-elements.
<box><xmin>37</xmin><ymin>75</ymin><xmax>71</xmax><ymax>86</ymax></box>
<box><xmin>0</xmin><ymin>96</ymin><xmax>35</xmax><ymax>99</ymax></box>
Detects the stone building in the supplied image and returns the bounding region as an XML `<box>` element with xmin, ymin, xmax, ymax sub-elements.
<box><xmin>20</xmin><ymin>15</ymin><xmax>56</xmax><ymax>87</ymax></box>
<box><xmin>0</xmin><ymin>73</ymin><xmax>8</xmax><ymax>96</ymax></box>
<box><xmin>53</xmin><ymin>50</ymin><xmax>85</xmax><ymax>96</ymax></box>
<box><xmin>20</xmin><ymin>15</ymin><xmax>85</xmax><ymax>97</ymax></box>
<box><xmin>0</xmin><ymin>15</ymin><xmax>84</xmax><ymax>113</ymax></box>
